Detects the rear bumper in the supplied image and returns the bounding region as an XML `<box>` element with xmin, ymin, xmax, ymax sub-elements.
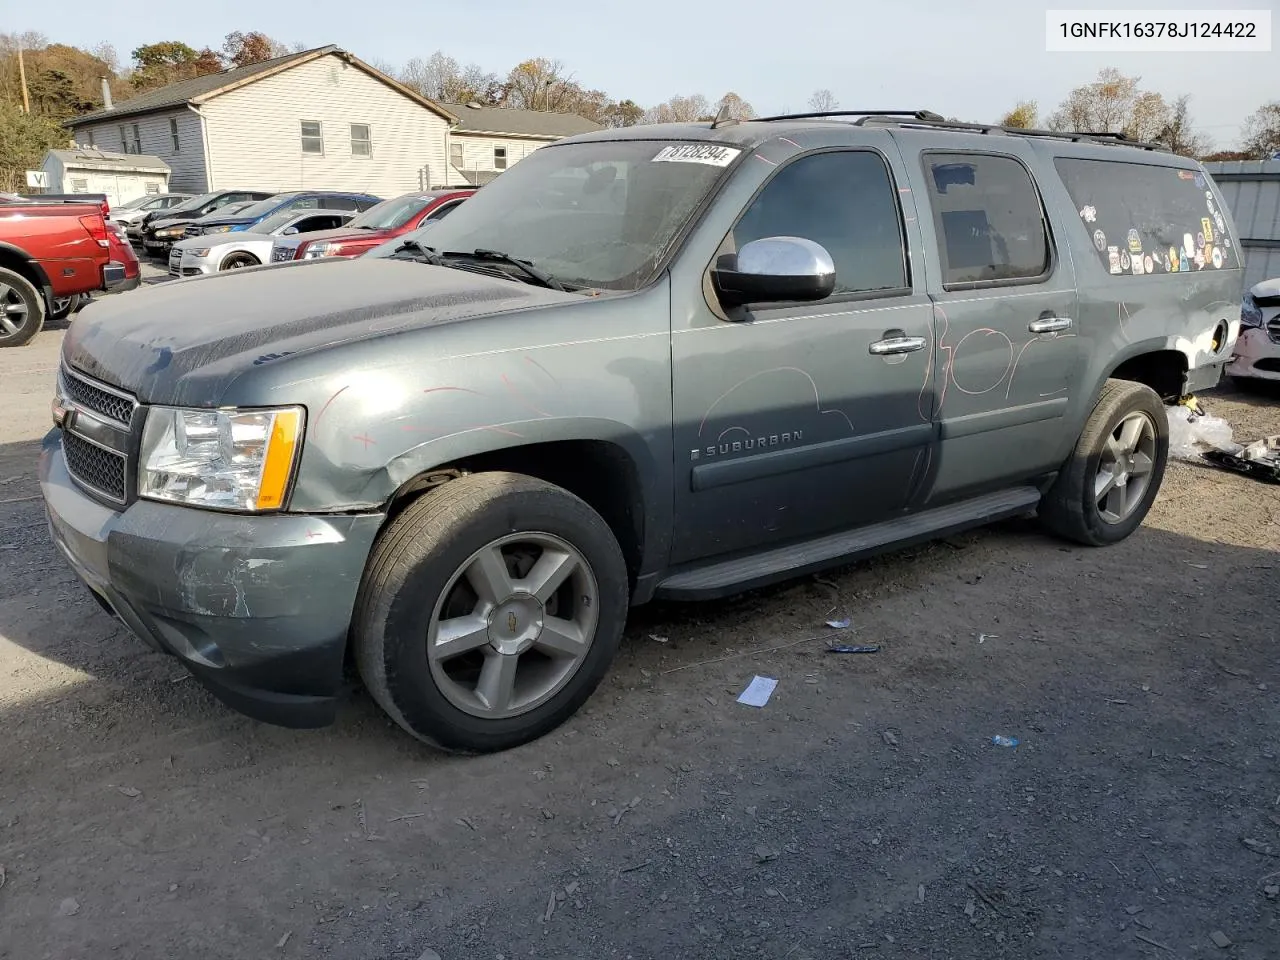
<box><xmin>1183</xmin><ymin>359</ymin><xmax>1228</xmax><ymax>394</ymax></box>
<box><xmin>103</xmin><ymin>262</ymin><xmax>140</xmax><ymax>294</ymax></box>
<box><xmin>39</xmin><ymin>430</ymin><xmax>385</xmax><ymax>728</ymax></box>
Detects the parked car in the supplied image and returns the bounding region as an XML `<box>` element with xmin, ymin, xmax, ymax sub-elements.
<box><xmin>109</xmin><ymin>193</ymin><xmax>193</xmax><ymax>227</ymax></box>
<box><xmin>138</xmin><ymin>190</ymin><xmax>275</xmax><ymax>255</ymax></box>
<box><xmin>41</xmin><ymin>113</ymin><xmax>1243</xmax><ymax>751</ymax></box>
<box><xmin>168</xmin><ymin>208</ymin><xmax>357</xmax><ymax>276</ymax></box>
<box><xmin>1228</xmin><ymin>278</ymin><xmax>1280</xmax><ymax>383</ymax></box>
<box><xmin>185</xmin><ymin>191</ymin><xmax>382</xmax><ymax>240</ymax></box>
<box><xmin>0</xmin><ymin>195</ymin><xmax>135</xmax><ymax>346</ymax></box>
<box><xmin>269</xmin><ymin>190</ymin><xmax>474</xmax><ymax>263</ymax></box>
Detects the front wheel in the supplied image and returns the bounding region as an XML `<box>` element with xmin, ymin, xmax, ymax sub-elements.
<box><xmin>219</xmin><ymin>253</ymin><xmax>259</xmax><ymax>271</ymax></box>
<box><xmin>353</xmin><ymin>472</ymin><xmax>629</xmax><ymax>753</ymax></box>
<box><xmin>0</xmin><ymin>267</ymin><xmax>46</xmax><ymax>348</ymax></box>
<box><xmin>1039</xmin><ymin>379</ymin><xmax>1169</xmax><ymax>546</ymax></box>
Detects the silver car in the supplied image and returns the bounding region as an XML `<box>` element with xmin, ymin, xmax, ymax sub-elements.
<box><xmin>167</xmin><ymin>208</ymin><xmax>355</xmax><ymax>277</ymax></box>
<box><xmin>109</xmin><ymin>193</ymin><xmax>193</xmax><ymax>228</ymax></box>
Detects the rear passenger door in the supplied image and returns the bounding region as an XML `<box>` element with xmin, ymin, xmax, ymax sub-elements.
<box><xmin>669</xmin><ymin>148</ymin><xmax>937</xmax><ymax>564</ymax></box>
<box><xmin>906</xmin><ymin>146</ymin><xmax>1082</xmax><ymax>503</ymax></box>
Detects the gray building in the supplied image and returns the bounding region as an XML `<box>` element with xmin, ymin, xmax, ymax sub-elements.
<box><xmin>1204</xmin><ymin>160</ymin><xmax>1280</xmax><ymax>291</ymax></box>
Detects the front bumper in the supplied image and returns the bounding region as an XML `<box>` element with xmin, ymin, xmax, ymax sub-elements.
<box><xmin>39</xmin><ymin>430</ymin><xmax>384</xmax><ymax>728</ymax></box>
<box><xmin>1226</xmin><ymin>327</ymin><xmax>1280</xmax><ymax>382</ymax></box>
<box><xmin>144</xmin><ymin>237</ymin><xmax>179</xmax><ymax>256</ymax></box>
<box><xmin>169</xmin><ymin>248</ymin><xmax>215</xmax><ymax>277</ymax></box>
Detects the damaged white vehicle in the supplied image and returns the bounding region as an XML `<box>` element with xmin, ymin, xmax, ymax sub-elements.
<box><xmin>1228</xmin><ymin>278</ymin><xmax>1280</xmax><ymax>383</ymax></box>
<box><xmin>167</xmin><ymin>208</ymin><xmax>355</xmax><ymax>277</ymax></box>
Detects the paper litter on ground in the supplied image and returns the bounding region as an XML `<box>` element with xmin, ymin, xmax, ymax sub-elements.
<box><xmin>737</xmin><ymin>675</ymin><xmax>778</xmax><ymax>707</ymax></box>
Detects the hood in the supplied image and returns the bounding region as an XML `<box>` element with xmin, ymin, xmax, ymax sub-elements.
<box><xmin>199</xmin><ymin>216</ymin><xmax>258</xmax><ymax>228</ymax></box>
<box><xmin>172</xmin><ymin>232</ymin><xmax>275</xmax><ymax>252</ymax></box>
<box><xmin>1250</xmin><ymin>278</ymin><xmax>1280</xmax><ymax>303</ymax></box>
<box><xmin>62</xmin><ymin>257</ymin><xmax>581</xmax><ymax>406</ymax></box>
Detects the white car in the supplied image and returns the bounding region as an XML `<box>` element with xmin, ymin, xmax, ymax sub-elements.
<box><xmin>167</xmin><ymin>208</ymin><xmax>355</xmax><ymax>277</ymax></box>
<box><xmin>109</xmin><ymin>193</ymin><xmax>192</xmax><ymax>226</ymax></box>
<box><xmin>1228</xmin><ymin>278</ymin><xmax>1280</xmax><ymax>383</ymax></box>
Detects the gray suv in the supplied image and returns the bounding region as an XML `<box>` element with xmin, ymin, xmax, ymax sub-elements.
<box><xmin>40</xmin><ymin>111</ymin><xmax>1243</xmax><ymax>753</ymax></box>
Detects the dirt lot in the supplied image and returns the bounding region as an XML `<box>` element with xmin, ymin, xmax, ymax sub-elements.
<box><xmin>2</xmin><ymin>305</ymin><xmax>1278</xmax><ymax>959</ymax></box>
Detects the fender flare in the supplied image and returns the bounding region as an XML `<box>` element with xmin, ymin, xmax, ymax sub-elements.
<box><xmin>0</xmin><ymin>241</ymin><xmax>55</xmax><ymax>308</ymax></box>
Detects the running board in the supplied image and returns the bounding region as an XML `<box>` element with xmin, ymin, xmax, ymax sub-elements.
<box><xmin>654</xmin><ymin>487</ymin><xmax>1042</xmax><ymax>601</ymax></box>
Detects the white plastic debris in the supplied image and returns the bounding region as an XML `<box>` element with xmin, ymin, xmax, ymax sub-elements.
<box><xmin>1165</xmin><ymin>405</ymin><xmax>1239</xmax><ymax>460</ymax></box>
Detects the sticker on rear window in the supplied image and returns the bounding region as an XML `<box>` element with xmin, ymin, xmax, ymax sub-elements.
<box><xmin>652</xmin><ymin>144</ymin><xmax>742</xmax><ymax>167</ymax></box>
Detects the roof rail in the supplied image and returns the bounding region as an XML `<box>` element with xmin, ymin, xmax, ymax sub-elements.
<box><xmin>854</xmin><ymin>114</ymin><xmax>1170</xmax><ymax>152</ymax></box>
<box><xmin>753</xmin><ymin>109</ymin><xmax>947</xmax><ymax>123</ymax></box>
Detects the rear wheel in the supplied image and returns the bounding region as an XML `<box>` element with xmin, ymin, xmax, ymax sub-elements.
<box><xmin>1039</xmin><ymin>379</ymin><xmax>1169</xmax><ymax>546</ymax></box>
<box><xmin>354</xmin><ymin>472</ymin><xmax>629</xmax><ymax>753</ymax></box>
<box><xmin>48</xmin><ymin>293</ymin><xmax>83</xmax><ymax>321</ymax></box>
<box><xmin>220</xmin><ymin>253</ymin><xmax>259</xmax><ymax>271</ymax></box>
<box><xmin>0</xmin><ymin>267</ymin><xmax>46</xmax><ymax>348</ymax></box>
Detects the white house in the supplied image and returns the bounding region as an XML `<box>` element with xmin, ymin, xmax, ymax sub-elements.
<box><xmin>41</xmin><ymin>148</ymin><xmax>171</xmax><ymax>207</ymax></box>
<box><xmin>66</xmin><ymin>46</ymin><xmax>603</xmax><ymax>198</ymax></box>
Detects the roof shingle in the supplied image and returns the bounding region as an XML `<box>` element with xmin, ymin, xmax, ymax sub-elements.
<box><xmin>444</xmin><ymin>102</ymin><xmax>603</xmax><ymax>140</ymax></box>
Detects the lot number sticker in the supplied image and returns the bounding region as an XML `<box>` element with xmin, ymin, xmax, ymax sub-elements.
<box><xmin>652</xmin><ymin>144</ymin><xmax>742</xmax><ymax>166</ymax></box>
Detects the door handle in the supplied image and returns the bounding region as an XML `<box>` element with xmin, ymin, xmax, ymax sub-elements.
<box><xmin>869</xmin><ymin>336</ymin><xmax>927</xmax><ymax>356</ymax></box>
<box><xmin>1028</xmin><ymin>317</ymin><xmax>1072</xmax><ymax>334</ymax></box>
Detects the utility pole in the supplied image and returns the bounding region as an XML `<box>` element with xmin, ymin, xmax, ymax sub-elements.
<box><xmin>17</xmin><ymin>38</ymin><xmax>31</xmax><ymax>114</ymax></box>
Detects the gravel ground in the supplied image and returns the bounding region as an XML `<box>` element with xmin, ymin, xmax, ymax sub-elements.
<box><xmin>1</xmin><ymin>294</ymin><xmax>1278</xmax><ymax>959</ymax></box>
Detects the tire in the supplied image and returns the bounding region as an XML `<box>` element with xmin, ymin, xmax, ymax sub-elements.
<box><xmin>48</xmin><ymin>293</ymin><xmax>83</xmax><ymax>322</ymax></box>
<box><xmin>220</xmin><ymin>253</ymin><xmax>259</xmax><ymax>271</ymax></box>
<box><xmin>353</xmin><ymin>472</ymin><xmax>629</xmax><ymax>753</ymax></box>
<box><xmin>0</xmin><ymin>266</ymin><xmax>46</xmax><ymax>348</ymax></box>
<box><xmin>1039</xmin><ymin>378</ymin><xmax>1169</xmax><ymax>546</ymax></box>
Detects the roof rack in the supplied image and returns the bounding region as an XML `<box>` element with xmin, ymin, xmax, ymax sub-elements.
<box><xmin>754</xmin><ymin>109</ymin><xmax>946</xmax><ymax>123</ymax></box>
<box><xmin>853</xmin><ymin>114</ymin><xmax>1170</xmax><ymax>152</ymax></box>
<box><xmin>752</xmin><ymin>110</ymin><xmax>1169</xmax><ymax>153</ymax></box>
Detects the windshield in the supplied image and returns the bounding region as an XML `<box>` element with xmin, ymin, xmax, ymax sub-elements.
<box><xmin>373</xmin><ymin>140</ymin><xmax>742</xmax><ymax>290</ymax></box>
<box><xmin>117</xmin><ymin>196</ymin><xmax>153</xmax><ymax>210</ymax></box>
<box><xmin>349</xmin><ymin>195</ymin><xmax>433</xmax><ymax>230</ymax></box>
<box><xmin>254</xmin><ymin>208</ymin><xmax>310</xmax><ymax>235</ymax></box>
<box><xmin>231</xmin><ymin>194</ymin><xmax>298</xmax><ymax>220</ymax></box>
<box><xmin>165</xmin><ymin>191</ymin><xmax>222</xmax><ymax>215</ymax></box>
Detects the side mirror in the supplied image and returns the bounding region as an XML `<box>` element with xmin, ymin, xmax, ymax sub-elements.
<box><xmin>282</xmin><ymin>226</ymin><xmax>299</xmax><ymax>235</ymax></box>
<box><xmin>712</xmin><ymin>236</ymin><xmax>835</xmax><ymax>309</ymax></box>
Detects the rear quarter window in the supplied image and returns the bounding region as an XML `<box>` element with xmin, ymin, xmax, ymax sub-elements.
<box><xmin>1053</xmin><ymin>157</ymin><xmax>1236</xmax><ymax>277</ymax></box>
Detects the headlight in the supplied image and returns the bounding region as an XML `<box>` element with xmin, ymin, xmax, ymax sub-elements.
<box><xmin>1241</xmin><ymin>296</ymin><xmax>1264</xmax><ymax>329</ymax></box>
<box><xmin>188</xmin><ymin>247</ymin><xmax>211</xmax><ymax>257</ymax></box>
<box><xmin>205</xmin><ymin>225</ymin><xmax>234</xmax><ymax>234</ymax></box>
<box><xmin>302</xmin><ymin>242</ymin><xmax>338</xmax><ymax>259</ymax></box>
<box><xmin>156</xmin><ymin>227</ymin><xmax>184</xmax><ymax>238</ymax></box>
<box><xmin>139</xmin><ymin>406</ymin><xmax>304</xmax><ymax>512</ymax></box>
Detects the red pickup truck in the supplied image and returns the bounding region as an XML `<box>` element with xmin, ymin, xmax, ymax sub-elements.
<box><xmin>0</xmin><ymin>196</ymin><xmax>139</xmax><ymax>347</ymax></box>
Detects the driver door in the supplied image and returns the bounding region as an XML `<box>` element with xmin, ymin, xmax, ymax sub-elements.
<box><xmin>669</xmin><ymin>147</ymin><xmax>937</xmax><ymax>565</ymax></box>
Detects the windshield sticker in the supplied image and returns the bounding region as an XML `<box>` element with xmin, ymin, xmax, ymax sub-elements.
<box><xmin>652</xmin><ymin>144</ymin><xmax>742</xmax><ymax>167</ymax></box>
<box><xmin>1144</xmin><ymin>254</ymin><xmax>1154</xmax><ymax>274</ymax></box>
<box><xmin>1201</xmin><ymin>218</ymin><xmax>1214</xmax><ymax>243</ymax></box>
<box><xmin>1093</xmin><ymin>229</ymin><xmax>1107</xmax><ymax>251</ymax></box>
<box><xmin>1080</xmin><ymin>205</ymin><xmax>1097</xmax><ymax>223</ymax></box>
<box><xmin>1178</xmin><ymin>170</ymin><xmax>1196</xmax><ymax>180</ymax></box>
<box><xmin>1212</xmin><ymin>246</ymin><xmax>1223</xmax><ymax>269</ymax></box>
<box><xmin>1126</xmin><ymin>229</ymin><xmax>1143</xmax><ymax>254</ymax></box>
<box><xmin>1108</xmin><ymin>247</ymin><xmax>1121</xmax><ymax>274</ymax></box>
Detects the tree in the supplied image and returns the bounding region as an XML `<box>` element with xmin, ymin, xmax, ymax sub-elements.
<box><xmin>1241</xmin><ymin>101</ymin><xmax>1280</xmax><ymax>159</ymax></box>
<box><xmin>644</xmin><ymin>94</ymin><xmax>711</xmax><ymax>124</ymax></box>
<box><xmin>401</xmin><ymin>51</ymin><xmax>503</xmax><ymax>104</ymax></box>
<box><xmin>129</xmin><ymin>41</ymin><xmax>222</xmax><ymax>92</ymax></box>
<box><xmin>1047</xmin><ymin>67</ymin><xmax>1141</xmax><ymax>133</ymax></box>
<box><xmin>0</xmin><ymin>99</ymin><xmax>67</xmax><ymax>192</ymax></box>
<box><xmin>998</xmin><ymin>100</ymin><xmax>1037</xmax><ymax>128</ymax></box>
<box><xmin>222</xmin><ymin>31</ymin><xmax>289</xmax><ymax>68</ymax></box>
<box><xmin>715</xmin><ymin>91</ymin><xmax>755</xmax><ymax>121</ymax></box>
<box><xmin>504</xmin><ymin>58</ymin><xmax>582</xmax><ymax>112</ymax></box>
<box><xmin>600</xmin><ymin>99</ymin><xmax>643</xmax><ymax>127</ymax></box>
<box><xmin>1151</xmin><ymin>95</ymin><xmax>1212</xmax><ymax>158</ymax></box>
<box><xmin>808</xmin><ymin>88</ymin><xmax>838</xmax><ymax>112</ymax></box>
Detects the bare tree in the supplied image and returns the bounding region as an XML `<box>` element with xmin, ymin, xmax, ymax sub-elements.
<box><xmin>1047</xmin><ymin>67</ymin><xmax>1141</xmax><ymax>133</ymax></box>
<box><xmin>716</xmin><ymin>91</ymin><xmax>755</xmax><ymax>120</ymax></box>
<box><xmin>807</xmin><ymin>88</ymin><xmax>838</xmax><ymax>112</ymax></box>
<box><xmin>1241</xmin><ymin>100</ymin><xmax>1280</xmax><ymax>158</ymax></box>
<box><xmin>998</xmin><ymin>101</ymin><xmax>1037</xmax><ymax>128</ymax></box>
<box><xmin>1150</xmin><ymin>95</ymin><xmax>1211</xmax><ymax>156</ymax></box>
<box><xmin>644</xmin><ymin>94</ymin><xmax>712</xmax><ymax>124</ymax></box>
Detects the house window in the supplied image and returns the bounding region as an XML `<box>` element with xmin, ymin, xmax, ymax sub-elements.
<box><xmin>350</xmin><ymin>123</ymin><xmax>372</xmax><ymax>157</ymax></box>
<box><xmin>170</xmin><ymin>118</ymin><xmax>180</xmax><ymax>152</ymax></box>
<box><xmin>450</xmin><ymin>142</ymin><xmax>464</xmax><ymax>170</ymax></box>
<box><xmin>85</xmin><ymin>129</ymin><xmax>95</xmax><ymax>148</ymax></box>
<box><xmin>118</xmin><ymin>125</ymin><xmax>128</xmax><ymax>153</ymax></box>
<box><xmin>300</xmin><ymin>120</ymin><xmax>323</xmax><ymax>155</ymax></box>
<box><xmin>494</xmin><ymin>145</ymin><xmax>508</xmax><ymax>170</ymax></box>
<box><xmin>131</xmin><ymin>123</ymin><xmax>142</xmax><ymax>155</ymax></box>
<box><xmin>70</xmin><ymin>178</ymin><xmax>88</xmax><ymax>192</ymax></box>
<box><xmin>145</xmin><ymin>182</ymin><xmax>161</xmax><ymax>194</ymax></box>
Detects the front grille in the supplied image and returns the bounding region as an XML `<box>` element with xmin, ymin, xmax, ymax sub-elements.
<box><xmin>271</xmin><ymin>245</ymin><xmax>294</xmax><ymax>263</ymax></box>
<box><xmin>63</xmin><ymin>432</ymin><xmax>127</xmax><ymax>503</ymax></box>
<box><xmin>62</xmin><ymin>369</ymin><xmax>135</xmax><ymax>426</ymax></box>
<box><xmin>1266</xmin><ymin>317</ymin><xmax>1280</xmax><ymax>345</ymax></box>
<box><xmin>168</xmin><ymin>250</ymin><xmax>182</xmax><ymax>277</ymax></box>
<box><xmin>182</xmin><ymin>267</ymin><xmax>201</xmax><ymax>276</ymax></box>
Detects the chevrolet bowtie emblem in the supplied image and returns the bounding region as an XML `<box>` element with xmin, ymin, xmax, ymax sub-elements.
<box><xmin>507</xmin><ymin>612</ymin><xmax>518</xmax><ymax>634</ymax></box>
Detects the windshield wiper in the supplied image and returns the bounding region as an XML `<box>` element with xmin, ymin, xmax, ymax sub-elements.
<box><xmin>442</xmin><ymin>249</ymin><xmax>566</xmax><ymax>292</ymax></box>
<box><xmin>391</xmin><ymin>239</ymin><xmax>445</xmax><ymax>264</ymax></box>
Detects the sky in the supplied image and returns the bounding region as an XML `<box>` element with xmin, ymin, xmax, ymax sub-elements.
<box><xmin>9</xmin><ymin>0</ymin><xmax>1277</xmax><ymax>149</ymax></box>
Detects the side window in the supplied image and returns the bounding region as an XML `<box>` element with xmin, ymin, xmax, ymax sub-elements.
<box><xmin>355</xmin><ymin>197</ymin><xmax>379</xmax><ymax>211</ymax></box>
<box><xmin>923</xmin><ymin>153</ymin><xmax>1050</xmax><ymax>287</ymax></box>
<box><xmin>731</xmin><ymin>150</ymin><xmax>908</xmax><ymax>297</ymax></box>
<box><xmin>292</xmin><ymin>216</ymin><xmax>333</xmax><ymax>232</ymax></box>
<box><xmin>320</xmin><ymin>197</ymin><xmax>358</xmax><ymax>211</ymax></box>
<box><xmin>427</xmin><ymin>200</ymin><xmax>463</xmax><ymax>221</ymax></box>
<box><xmin>1053</xmin><ymin>157</ymin><xmax>1237</xmax><ymax>275</ymax></box>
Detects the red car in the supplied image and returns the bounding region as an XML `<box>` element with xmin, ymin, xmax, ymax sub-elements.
<box><xmin>268</xmin><ymin>189</ymin><xmax>474</xmax><ymax>263</ymax></box>
<box><xmin>0</xmin><ymin>196</ymin><xmax>136</xmax><ymax>347</ymax></box>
